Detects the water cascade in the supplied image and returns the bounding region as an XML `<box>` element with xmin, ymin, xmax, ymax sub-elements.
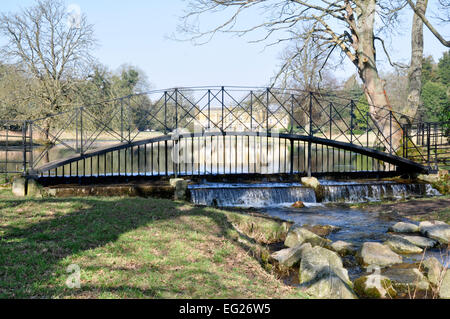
<box><xmin>189</xmin><ymin>183</ymin><xmax>316</xmax><ymax>208</ymax></box>
<box><xmin>189</xmin><ymin>181</ymin><xmax>440</xmax><ymax>207</ymax></box>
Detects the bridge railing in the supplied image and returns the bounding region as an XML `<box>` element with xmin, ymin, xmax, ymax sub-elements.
<box><xmin>1</xmin><ymin>86</ymin><xmax>447</xmax><ymax>176</ymax></box>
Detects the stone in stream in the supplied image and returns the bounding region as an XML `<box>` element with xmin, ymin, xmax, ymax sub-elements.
<box><xmin>389</xmin><ymin>222</ymin><xmax>419</xmax><ymax>233</ymax></box>
<box><xmin>331</xmin><ymin>240</ymin><xmax>357</xmax><ymax>256</ymax></box>
<box><xmin>353</xmin><ymin>275</ymin><xmax>397</xmax><ymax>299</ymax></box>
<box><xmin>357</xmin><ymin>242</ymin><xmax>403</xmax><ymax>268</ymax></box>
<box><xmin>299</xmin><ymin>246</ymin><xmax>357</xmax><ymax>299</ymax></box>
<box><xmin>381</xmin><ymin>266</ymin><xmax>430</xmax><ymax>293</ymax></box>
<box><xmin>301</xmin><ymin>177</ymin><xmax>321</xmax><ymax>190</ymax></box>
<box><xmin>384</xmin><ymin>236</ymin><xmax>423</xmax><ymax>254</ymax></box>
<box><xmin>270</xmin><ymin>243</ymin><xmax>312</xmax><ymax>267</ymax></box>
<box><xmin>303</xmin><ymin>224</ymin><xmax>341</xmax><ymax>237</ymax></box>
<box><xmin>421</xmin><ymin>257</ymin><xmax>444</xmax><ymax>286</ymax></box>
<box><xmin>284</xmin><ymin>226</ymin><xmax>331</xmax><ymax>248</ymax></box>
<box><xmin>396</xmin><ymin>235</ymin><xmax>437</xmax><ymax>249</ymax></box>
<box><xmin>440</xmin><ymin>270</ymin><xmax>450</xmax><ymax>299</ymax></box>
<box><xmin>292</xmin><ymin>201</ymin><xmax>305</xmax><ymax>208</ymax></box>
<box><xmin>419</xmin><ymin>221</ymin><xmax>450</xmax><ymax>245</ymax></box>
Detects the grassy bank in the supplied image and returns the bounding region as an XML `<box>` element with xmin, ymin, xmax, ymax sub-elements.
<box><xmin>0</xmin><ymin>189</ymin><xmax>304</xmax><ymax>299</ymax></box>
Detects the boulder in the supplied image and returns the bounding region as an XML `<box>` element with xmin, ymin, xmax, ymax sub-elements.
<box><xmin>292</xmin><ymin>201</ymin><xmax>305</xmax><ymax>208</ymax></box>
<box><xmin>301</xmin><ymin>177</ymin><xmax>321</xmax><ymax>190</ymax></box>
<box><xmin>419</xmin><ymin>221</ymin><xmax>450</xmax><ymax>244</ymax></box>
<box><xmin>27</xmin><ymin>179</ymin><xmax>43</xmax><ymax>198</ymax></box>
<box><xmin>270</xmin><ymin>243</ymin><xmax>311</xmax><ymax>267</ymax></box>
<box><xmin>358</xmin><ymin>242</ymin><xmax>402</xmax><ymax>268</ymax></box>
<box><xmin>382</xmin><ymin>267</ymin><xmax>430</xmax><ymax>292</ymax></box>
<box><xmin>301</xmin><ymin>177</ymin><xmax>324</xmax><ymax>202</ymax></box>
<box><xmin>301</xmin><ymin>269</ymin><xmax>357</xmax><ymax>299</ymax></box>
<box><xmin>438</xmin><ymin>169</ymin><xmax>449</xmax><ymax>179</ymax></box>
<box><xmin>12</xmin><ymin>176</ymin><xmax>26</xmax><ymax>197</ymax></box>
<box><xmin>397</xmin><ymin>235</ymin><xmax>437</xmax><ymax>249</ymax></box>
<box><xmin>285</xmin><ymin>226</ymin><xmax>331</xmax><ymax>248</ymax></box>
<box><xmin>421</xmin><ymin>257</ymin><xmax>444</xmax><ymax>286</ymax></box>
<box><xmin>353</xmin><ymin>275</ymin><xmax>397</xmax><ymax>299</ymax></box>
<box><xmin>440</xmin><ymin>270</ymin><xmax>450</xmax><ymax>299</ymax></box>
<box><xmin>170</xmin><ymin>178</ymin><xmax>188</xmax><ymax>200</ymax></box>
<box><xmin>331</xmin><ymin>240</ymin><xmax>357</xmax><ymax>256</ymax></box>
<box><xmin>303</xmin><ymin>224</ymin><xmax>341</xmax><ymax>237</ymax></box>
<box><xmin>384</xmin><ymin>236</ymin><xmax>423</xmax><ymax>254</ymax></box>
<box><xmin>389</xmin><ymin>222</ymin><xmax>419</xmax><ymax>233</ymax></box>
<box><xmin>299</xmin><ymin>246</ymin><xmax>356</xmax><ymax>299</ymax></box>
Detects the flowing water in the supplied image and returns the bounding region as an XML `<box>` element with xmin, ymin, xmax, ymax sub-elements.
<box><xmin>189</xmin><ymin>180</ymin><xmax>448</xmax><ymax>277</ymax></box>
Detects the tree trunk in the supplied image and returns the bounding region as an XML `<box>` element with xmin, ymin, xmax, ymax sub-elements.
<box><xmin>407</xmin><ymin>0</ymin><xmax>428</xmax><ymax>120</ymax></box>
<box><xmin>354</xmin><ymin>0</ymin><xmax>403</xmax><ymax>153</ymax></box>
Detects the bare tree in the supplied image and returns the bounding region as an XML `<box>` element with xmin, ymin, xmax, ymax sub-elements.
<box><xmin>275</xmin><ymin>28</ymin><xmax>337</xmax><ymax>91</ymax></box>
<box><xmin>179</xmin><ymin>0</ymin><xmax>405</xmax><ymax>150</ymax></box>
<box><xmin>406</xmin><ymin>0</ymin><xmax>450</xmax><ymax>47</ymax></box>
<box><xmin>407</xmin><ymin>0</ymin><xmax>428</xmax><ymax>119</ymax></box>
<box><xmin>0</xmin><ymin>0</ymin><xmax>96</xmax><ymax>140</ymax></box>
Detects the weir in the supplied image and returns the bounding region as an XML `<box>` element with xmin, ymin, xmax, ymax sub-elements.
<box><xmin>189</xmin><ymin>181</ymin><xmax>441</xmax><ymax>207</ymax></box>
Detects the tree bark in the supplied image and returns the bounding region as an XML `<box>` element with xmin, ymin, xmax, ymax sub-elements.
<box><xmin>407</xmin><ymin>0</ymin><xmax>428</xmax><ymax>120</ymax></box>
<box><xmin>353</xmin><ymin>0</ymin><xmax>403</xmax><ymax>153</ymax></box>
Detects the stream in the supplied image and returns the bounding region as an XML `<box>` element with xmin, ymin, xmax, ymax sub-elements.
<box><xmin>189</xmin><ymin>180</ymin><xmax>448</xmax><ymax>280</ymax></box>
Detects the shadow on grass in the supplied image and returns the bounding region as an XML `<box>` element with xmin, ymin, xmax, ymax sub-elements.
<box><xmin>0</xmin><ymin>194</ymin><xmax>261</xmax><ymax>298</ymax></box>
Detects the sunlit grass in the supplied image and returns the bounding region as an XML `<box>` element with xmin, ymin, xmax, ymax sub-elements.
<box><xmin>0</xmin><ymin>189</ymin><xmax>304</xmax><ymax>299</ymax></box>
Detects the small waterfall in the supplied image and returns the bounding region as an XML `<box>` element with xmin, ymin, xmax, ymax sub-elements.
<box><xmin>322</xmin><ymin>183</ymin><xmax>440</xmax><ymax>203</ymax></box>
<box><xmin>189</xmin><ymin>183</ymin><xmax>316</xmax><ymax>207</ymax></box>
<box><xmin>189</xmin><ymin>181</ymin><xmax>440</xmax><ymax>207</ymax></box>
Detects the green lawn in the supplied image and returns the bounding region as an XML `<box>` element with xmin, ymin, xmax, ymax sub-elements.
<box><xmin>0</xmin><ymin>189</ymin><xmax>304</xmax><ymax>299</ymax></box>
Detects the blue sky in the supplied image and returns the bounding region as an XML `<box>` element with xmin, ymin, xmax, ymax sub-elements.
<box><xmin>1</xmin><ymin>0</ymin><xmax>448</xmax><ymax>90</ymax></box>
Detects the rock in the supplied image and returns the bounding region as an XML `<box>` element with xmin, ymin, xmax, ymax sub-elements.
<box><xmin>438</xmin><ymin>170</ymin><xmax>449</xmax><ymax>179</ymax></box>
<box><xmin>422</xmin><ymin>257</ymin><xmax>444</xmax><ymax>286</ymax></box>
<box><xmin>299</xmin><ymin>246</ymin><xmax>356</xmax><ymax>299</ymax></box>
<box><xmin>303</xmin><ymin>224</ymin><xmax>341</xmax><ymax>237</ymax></box>
<box><xmin>382</xmin><ymin>267</ymin><xmax>430</xmax><ymax>292</ymax></box>
<box><xmin>397</xmin><ymin>235</ymin><xmax>437</xmax><ymax>249</ymax></box>
<box><xmin>285</xmin><ymin>226</ymin><xmax>331</xmax><ymax>248</ymax></box>
<box><xmin>170</xmin><ymin>178</ymin><xmax>188</xmax><ymax>200</ymax></box>
<box><xmin>331</xmin><ymin>241</ymin><xmax>356</xmax><ymax>256</ymax></box>
<box><xmin>440</xmin><ymin>270</ymin><xmax>450</xmax><ymax>299</ymax></box>
<box><xmin>292</xmin><ymin>201</ymin><xmax>305</xmax><ymax>208</ymax></box>
<box><xmin>27</xmin><ymin>179</ymin><xmax>43</xmax><ymax>198</ymax></box>
<box><xmin>389</xmin><ymin>222</ymin><xmax>419</xmax><ymax>233</ymax></box>
<box><xmin>270</xmin><ymin>243</ymin><xmax>311</xmax><ymax>267</ymax></box>
<box><xmin>419</xmin><ymin>221</ymin><xmax>450</xmax><ymax>244</ymax></box>
<box><xmin>384</xmin><ymin>236</ymin><xmax>423</xmax><ymax>254</ymax></box>
<box><xmin>358</xmin><ymin>242</ymin><xmax>402</xmax><ymax>268</ymax></box>
<box><xmin>301</xmin><ymin>177</ymin><xmax>325</xmax><ymax>202</ymax></box>
<box><xmin>301</xmin><ymin>177</ymin><xmax>321</xmax><ymax>189</ymax></box>
<box><xmin>417</xmin><ymin>174</ymin><xmax>439</xmax><ymax>184</ymax></box>
<box><xmin>12</xmin><ymin>176</ymin><xmax>26</xmax><ymax>197</ymax></box>
<box><xmin>354</xmin><ymin>275</ymin><xmax>397</xmax><ymax>299</ymax></box>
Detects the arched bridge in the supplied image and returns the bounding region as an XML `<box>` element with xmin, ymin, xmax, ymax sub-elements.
<box><xmin>1</xmin><ymin>87</ymin><xmax>446</xmax><ymax>181</ymax></box>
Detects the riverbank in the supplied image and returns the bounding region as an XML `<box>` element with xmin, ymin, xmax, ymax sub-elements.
<box><xmin>0</xmin><ymin>189</ymin><xmax>305</xmax><ymax>299</ymax></box>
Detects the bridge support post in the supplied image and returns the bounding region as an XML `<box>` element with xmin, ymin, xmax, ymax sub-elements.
<box><xmin>307</xmin><ymin>92</ymin><xmax>313</xmax><ymax>177</ymax></box>
<box><xmin>290</xmin><ymin>139</ymin><xmax>294</xmax><ymax>174</ymax></box>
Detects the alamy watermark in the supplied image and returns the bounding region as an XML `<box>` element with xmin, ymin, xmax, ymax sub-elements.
<box><xmin>66</xmin><ymin>264</ymin><xmax>81</xmax><ymax>289</ymax></box>
<box><xmin>67</xmin><ymin>4</ymin><xmax>82</xmax><ymax>29</ymax></box>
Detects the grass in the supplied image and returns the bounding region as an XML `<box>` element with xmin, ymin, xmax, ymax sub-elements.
<box><xmin>0</xmin><ymin>189</ymin><xmax>305</xmax><ymax>299</ymax></box>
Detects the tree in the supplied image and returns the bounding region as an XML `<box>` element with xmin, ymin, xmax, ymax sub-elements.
<box><xmin>407</xmin><ymin>0</ymin><xmax>428</xmax><ymax>120</ymax></box>
<box><xmin>0</xmin><ymin>0</ymin><xmax>96</xmax><ymax>140</ymax></box>
<box><xmin>420</xmin><ymin>51</ymin><xmax>450</xmax><ymax>127</ymax></box>
<box><xmin>180</xmin><ymin>0</ymin><xmax>405</xmax><ymax>151</ymax></box>
<box><xmin>437</xmin><ymin>50</ymin><xmax>450</xmax><ymax>86</ymax></box>
<box><xmin>422</xmin><ymin>81</ymin><xmax>448</xmax><ymax>122</ymax></box>
<box><xmin>406</xmin><ymin>0</ymin><xmax>450</xmax><ymax>47</ymax></box>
